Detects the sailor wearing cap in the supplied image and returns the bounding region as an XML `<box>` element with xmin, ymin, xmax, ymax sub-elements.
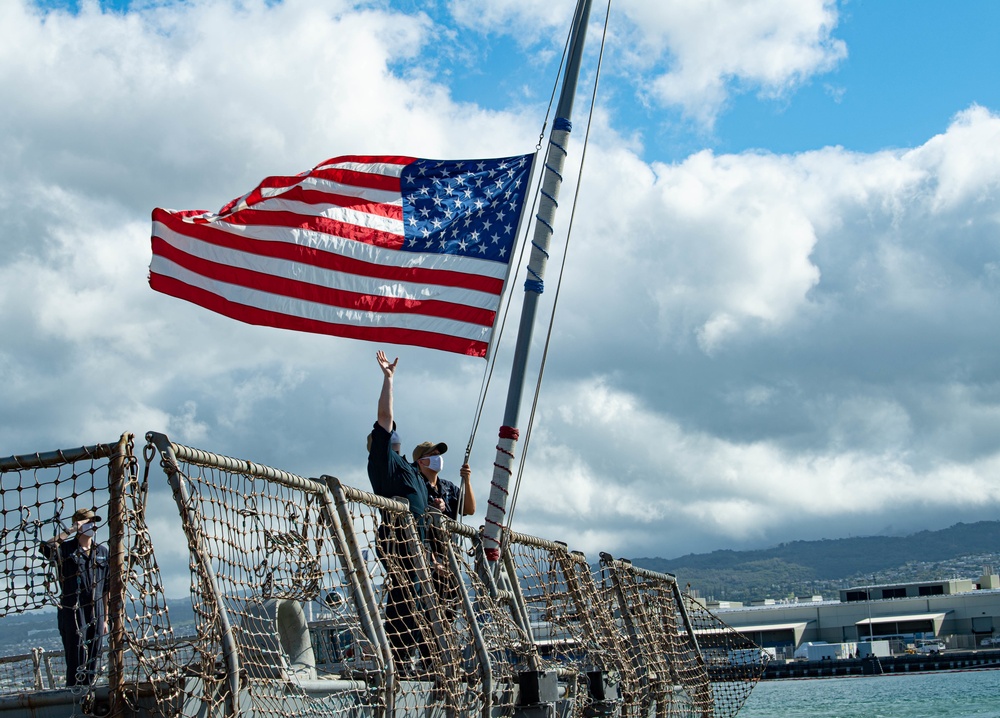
<box><xmin>40</xmin><ymin>507</ymin><xmax>111</xmax><ymax>686</ymax></box>
<box><xmin>370</xmin><ymin>350</ymin><xmax>472</xmax><ymax>669</ymax></box>
<box><xmin>412</xmin><ymin>441</ymin><xmax>475</xmax><ymax>520</ymax></box>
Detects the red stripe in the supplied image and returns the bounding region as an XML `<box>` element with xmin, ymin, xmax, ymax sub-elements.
<box><xmin>217</xmin><ymin>208</ymin><xmax>403</xmax><ymax>247</ymax></box>
<box><xmin>152</xmin><ymin>236</ymin><xmax>497</xmax><ymax>326</ymax></box>
<box><xmin>221</xmin><ymin>155</ymin><xmax>412</xmax><ymax>214</ymax></box>
<box><xmin>153</xmin><ymin>208</ymin><xmax>504</xmax><ymax>295</ymax></box>
<box><xmin>149</xmin><ymin>272</ymin><xmax>488</xmax><ymax>358</ymax></box>
<box><xmin>308</xmin><ymin>166</ymin><xmax>403</xmax><ymax>193</ymax></box>
<box><xmin>253</xmin><ymin>186</ymin><xmax>403</xmax><ymax>220</ymax></box>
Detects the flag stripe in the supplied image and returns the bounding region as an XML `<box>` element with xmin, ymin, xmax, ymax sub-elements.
<box><xmin>220</xmin><ymin>156</ymin><xmax>413</xmax><ymax>214</ymax></box>
<box><xmin>151</xmin><ymin>236</ymin><xmax>499</xmax><ymax>324</ymax></box>
<box><xmin>255</xmin><ymin>185</ymin><xmax>404</xmax><ymax>219</ymax></box>
<box><xmin>151</xmin><ymin>274</ymin><xmax>487</xmax><ymax>355</ymax></box>
<box><xmin>247</xmin><ymin>175</ymin><xmax>403</xmax><ymax>211</ymax></box>
<box><xmin>151</xmin><ymin>232</ymin><xmax>502</xmax><ymax>313</ymax></box>
<box><xmin>150</xmin><ymin>258</ymin><xmax>492</xmax><ymax>347</ymax></box>
<box><xmin>221</xmin><ymin>204</ymin><xmax>404</xmax><ymax>238</ymax></box>
<box><xmin>313</xmin><ymin>156</ymin><xmax>413</xmax><ymax>175</ymax></box>
<box><xmin>150</xmin><ymin>152</ymin><xmax>533</xmax><ymax>357</ymax></box>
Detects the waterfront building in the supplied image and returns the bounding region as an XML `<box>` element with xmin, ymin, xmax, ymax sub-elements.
<box><xmin>702</xmin><ymin>573</ymin><xmax>1000</xmax><ymax>658</ymax></box>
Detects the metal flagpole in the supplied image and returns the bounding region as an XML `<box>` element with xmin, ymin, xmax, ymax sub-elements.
<box><xmin>482</xmin><ymin>0</ymin><xmax>595</xmax><ymax>561</ymax></box>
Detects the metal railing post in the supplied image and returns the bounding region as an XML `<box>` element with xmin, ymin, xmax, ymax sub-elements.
<box><xmin>147</xmin><ymin>432</ymin><xmax>241</xmax><ymax>718</ymax></box>
<box><xmin>106</xmin><ymin>433</ymin><xmax>131</xmax><ymax>718</ymax></box>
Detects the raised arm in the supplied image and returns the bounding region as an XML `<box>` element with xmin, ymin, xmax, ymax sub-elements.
<box><xmin>376</xmin><ymin>350</ymin><xmax>398</xmax><ymax>433</ymax></box>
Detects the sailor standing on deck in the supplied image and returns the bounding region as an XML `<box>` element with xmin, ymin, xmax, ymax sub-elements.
<box><xmin>412</xmin><ymin>441</ymin><xmax>474</xmax><ymax>623</ymax></box>
<box><xmin>39</xmin><ymin>508</ymin><xmax>110</xmax><ymax>687</ymax></box>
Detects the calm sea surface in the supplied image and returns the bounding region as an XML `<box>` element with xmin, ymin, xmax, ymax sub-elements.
<box><xmin>737</xmin><ymin>670</ymin><xmax>1000</xmax><ymax>718</ymax></box>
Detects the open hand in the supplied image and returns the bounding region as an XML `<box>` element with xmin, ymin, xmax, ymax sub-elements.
<box><xmin>376</xmin><ymin>350</ymin><xmax>398</xmax><ymax>378</ymax></box>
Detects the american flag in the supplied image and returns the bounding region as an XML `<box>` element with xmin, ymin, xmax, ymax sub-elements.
<box><xmin>149</xmin><ymin>153</ymin><xmax>534</xmax><ymax>357</ymax></box>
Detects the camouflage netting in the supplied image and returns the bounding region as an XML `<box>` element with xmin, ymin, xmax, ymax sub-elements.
<box><xmin>0</xmin><ymin>432</ymin><xmax>765</xmax><ymax>717</ymax></box>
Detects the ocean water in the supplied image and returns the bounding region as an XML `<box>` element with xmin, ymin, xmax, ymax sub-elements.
<box><xmin>738</xmin><ymin>670</ymin><xmax>1000</xmax><ymax>718</ymax></box>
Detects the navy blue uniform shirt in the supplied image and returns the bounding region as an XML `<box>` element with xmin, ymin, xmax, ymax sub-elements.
<box><xmin>427</xmin><ymin>476</ymin><xmax>462</xmax><ymax>520</ymax></box>
<box><xmin>367</xmin><ymin>421</ymin><xmax>429</xmax><ymax>521</ymax></box>
<box><xmin>39</xmin><ymin>537</ymin><xmax>110</xmax><ymax>612</ymax></box>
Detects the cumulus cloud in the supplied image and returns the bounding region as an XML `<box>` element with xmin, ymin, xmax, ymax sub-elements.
<box><xmin>559</xmin><ymin>105</ymin><xmax>1000</xmax><ymax>357</ymax></box>
<box><xmin>619</xmin><ymin>0</ymin><xmax>847</xmax><ymax>125</ymax></box>
<box><xmin>447</xmin><ymin>0</ymin><xmax>847</xmax><ymax>127</ymax></box>
<box><xmin>510</xmin><ymin>374</ymin><xmax>1000</xmax><ymax>558</ymax></box>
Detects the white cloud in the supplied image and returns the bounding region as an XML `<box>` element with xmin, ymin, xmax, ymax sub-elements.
<box><xmin>448</xmin><ymin>0</ymin><xmax>575</xmax><ymax>40</ymax></box>
<box><xmin>447</xmin><ymin>0</ymin><xmax>846</xmax><ymax>127</ymax></box>
<box><xmin>557</xmin><ymin>105</ymin><xmax>1000</xmax><ymax>356</ymax></box>
<box><xmin>509</xmin><ymin>377</ymin><xmax>1000</xmax><ymax>557</ymax></box>
<box><xmin>617</xmin><ymin>0</ymin><xmax>847</xmax><ymax>125</ymax></box>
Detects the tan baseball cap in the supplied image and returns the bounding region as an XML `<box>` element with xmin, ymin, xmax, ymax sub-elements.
<box><xmin>72</xmin><ymin>508</ymin><xmax>102</xmax><ymax>523</ymax></box>
<box><xmin>412</xmin><ymin>441</ymin><xmax>448</xmax><ymax>462</ymax></box>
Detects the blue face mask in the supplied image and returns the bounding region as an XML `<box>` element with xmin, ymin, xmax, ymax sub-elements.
<box><xmin>423</xmin><ymin>454</ymin><xmax>444</xmax><ymax>472</ymax></box>
<box><xmin>79</xmin><ymin>522</ymin><xmax>96</xmax><ymax>537</ymax></box>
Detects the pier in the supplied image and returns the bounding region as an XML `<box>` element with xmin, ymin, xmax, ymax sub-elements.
<box><xmin>760</xmin><ymin>649</ymin><xmax>1000</xmax><ymax>679</ymax></box>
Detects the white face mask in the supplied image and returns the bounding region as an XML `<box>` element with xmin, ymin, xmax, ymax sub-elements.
<box><xmin>422</xmin><ymin>454</ymin><xmax>444</xmax><ymax>472</ymax></box>
<box><xmin>79</xmin><ymin>522</ymin><xmax>96</xmax><ymax>537</ymax></box>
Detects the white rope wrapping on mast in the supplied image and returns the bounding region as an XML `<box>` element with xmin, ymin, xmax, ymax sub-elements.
<box><xmin>482</xmin><ymin>117</ymin><xmax>573</xmax><ymax>559</ymax></box>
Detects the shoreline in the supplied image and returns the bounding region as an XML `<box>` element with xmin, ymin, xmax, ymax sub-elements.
<box><xmin>757</xmin><ymin>649</ymin><xmax>1000</xmax><ymax>680</ymax></box>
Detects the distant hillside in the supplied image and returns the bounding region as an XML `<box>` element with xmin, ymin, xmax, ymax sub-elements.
<box><xmin>0</xmin><ymin>599</ymin><xmax>197</xmax><ymax>655</ymax></box>
<box><xmin>631</xmin><ymin>521</ymin><xmax>1000</xmax><ymax>604</ymax></box>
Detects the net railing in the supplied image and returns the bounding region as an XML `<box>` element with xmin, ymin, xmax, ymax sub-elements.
<box><xmin>1</xmin><ymin>431</ymin><xmax>764</xmax><ymax>717</ymax></box>
<box><xmin>0</xmin><ymin>434</ymin><xmax>179</xmax><ymax>717</ymax></box>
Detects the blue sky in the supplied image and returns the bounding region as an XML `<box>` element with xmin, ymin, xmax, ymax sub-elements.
<box><xmin>714</xmin><ymin>0</ymin><xmax>1000</xmax><ymax>157</ymax></box>
<box><xmin>3</xmin><ymin>0</ymin><xmax>1000</xmax><ymax>594</ymax></box>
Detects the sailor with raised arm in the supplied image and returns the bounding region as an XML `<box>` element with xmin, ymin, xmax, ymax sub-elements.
<box><xmin>366</xmin><ymin>350</ymin><xmax>440</xmax><ymax>671</ymax></box>
<box><xmin>366</xmin><ymin>350</ymin><xmax>429</xmax><ymax>523</ymax></box>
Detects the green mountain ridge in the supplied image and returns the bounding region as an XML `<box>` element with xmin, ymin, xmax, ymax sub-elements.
<box><xmin>630</xmin><ymin>520</ymin><xmax>1000</xmax><ymax>604</ymax></box>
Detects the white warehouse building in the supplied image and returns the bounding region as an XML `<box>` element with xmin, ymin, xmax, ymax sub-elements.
<box><xmin>702</xmin><ymin>575</ymin><xmax>1000</xmax><ymax>656</ymax></box>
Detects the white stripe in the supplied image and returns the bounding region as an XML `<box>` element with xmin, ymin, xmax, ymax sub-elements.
<box><xmin>258</xmin><ymin>175</ymin><xmax>402</xmax><ymax>207</ymax></box>
<box><xmin>312</xmin><ymin>159</ymin><xmax>408</xmax><ymax>178</ymax></box>
<box><xmin>150</xmin><ymin>255</ymin><xmax>493</xmax><ymax>342</ymax></box>
<box><xmin>155</xmin><ymin>226</ymin><xmax>503</xmax><ymax>310</ymax></box>
<box><xmin>152</xmin><ymin>219</ymin><xmax>510</xmax><ymax>280</ymax></box>
<box><xmin>238</xmin><ymin>197</ymin><xmax>405</xmax><ymax>235</ymax></box>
